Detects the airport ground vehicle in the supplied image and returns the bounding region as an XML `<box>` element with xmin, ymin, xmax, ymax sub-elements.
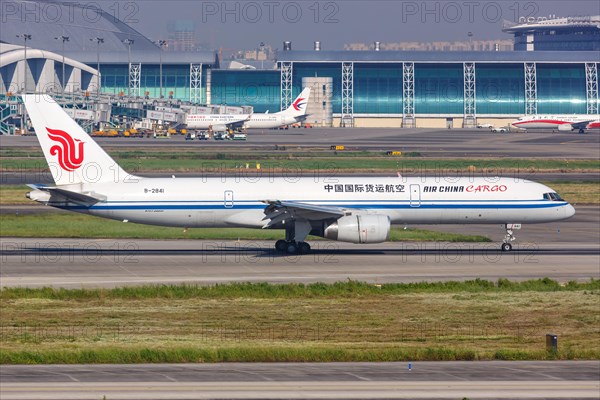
<box><xmin>492</xmin><ymin>127</ymin><xmax>508</xmax><ymax>133</ymax></box>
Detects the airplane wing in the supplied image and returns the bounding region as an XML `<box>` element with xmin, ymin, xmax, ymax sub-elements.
<box><xmin>261</xmin><ymin>200</ymin><xmax>349</xmax><ymax>228</ymax></box>
<box><xmin>294</xmin><ymin>114</ymin><xmax>310</xmax><ymax>122</ymax></box>
<box><xmin>227</xmin><ymin>114</ymin><xmax>253</xmax><ymax>130</ymax></box>
<box><xmin>570</xmin><ymin>120</ymin><xmax>594</xmax><ymax>130</ymax></box>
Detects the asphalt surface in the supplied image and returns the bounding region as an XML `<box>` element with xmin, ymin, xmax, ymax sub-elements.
<box><xmin>1</xmin><ymin>362</ymin><xmax>599</xmax><ymax>399</ymax></box>
<box><xmin>1</xmin><ymin>204</ymin><xmax>597</xmax><ymax>288</ymax></box>
<box><xmin>2</xmin><ymin>128</ymin><xmax>599</xmax><ymax>158</ymax></box>
<box><xmin>1</xmin><ymin>240</ymin><xmax>597</xmax><ymax>288</ymax></box>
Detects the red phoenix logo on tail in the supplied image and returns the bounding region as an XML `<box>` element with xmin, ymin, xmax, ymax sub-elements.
<box><xmin>292</xmin><ymin>97</ymin><xmax>306</xmax><ymax>111</ymax></box>
<box><xmin>47</xmin><ymin>128</ymin><xmax>85</xmax><ymax>171</ymax></box>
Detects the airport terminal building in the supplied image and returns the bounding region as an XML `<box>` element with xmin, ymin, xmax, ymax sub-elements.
<box><xmin>0</xmin><ymin>0</ymin><xmax>598</xmax><ymax>130</ymax></box>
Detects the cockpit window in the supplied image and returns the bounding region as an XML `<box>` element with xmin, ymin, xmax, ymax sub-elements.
<box><xmin>543</xmin><ymin>192</ymin><xmax>564</xmax><ymax>201</ymax></box>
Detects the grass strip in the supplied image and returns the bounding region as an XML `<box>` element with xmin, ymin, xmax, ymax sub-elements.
<box><xmin>2</xmin><ymin>278</ymin><xmax>598</xmax><ymax>300</ymax></box>
<box><xmin>2</xmin><ymin>156</ymin><xmax>599</xmax><ymax>172</ymax></box>
<box><xmin>0</xmin><ymin>213</ymin><xmax>490</xmax><ymax>242</ymax></box>
<box><xmin>5</xmin><ymin>346</ymin><xmax>598</xmax><ymax>364</ymax></box>
<box><xmin>1</xmin><ymin>280</ymin><xmax>598</xmax><ymax>364</ymax></box>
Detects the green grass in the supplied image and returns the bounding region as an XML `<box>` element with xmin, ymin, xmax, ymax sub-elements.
<box><xmin>1</xmin><ymin>280</ymin><xmax>598</xmax><ymax>364</ymax></box>
<box><xmin>0</xmin><ymin>212</ymin><xmax>490</xmax><ymax>242</ymax></box>
<box><xmin>2</xmin><ymin>279</ymin><xmax>598</xmax><ymax>300</ymax></box>
<box><xmin>2</xmin><ymin>154</ymin><xmax>598</xmax><ymax>172</ymax></box>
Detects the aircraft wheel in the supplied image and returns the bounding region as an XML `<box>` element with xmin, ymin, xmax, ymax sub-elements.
<box><xmin>501</xmin><ymin>243</ymin><xmax>513</xmax><ymax>252</ymax></box>
<box><xmin>299</xmin><ymin>242</ymin><xmax>311</xmax><ymax>254</ymax></box>
<box><xmin>286</xmin><ymin>242</ymin><xmax>299</xmax><ymax>255</ymax></box>
<box><xmin>275</xmin><ymin>240</ymin><xmax>287</xmax><ymax>252</ymax></box>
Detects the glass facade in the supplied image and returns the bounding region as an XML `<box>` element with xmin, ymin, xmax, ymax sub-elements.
<box><xmin>414</xmin><ymin>64</ymin><xmax>464</xmax><ymax>114</ymax></box>
<box><xmin>99</xmin><ymin>65</ymin><xmax>128</xmax><ymax>96</ymax></box>
<box><xmin>93</xmin><ymin>61</ymin><xmax>592</xmax><ymax>116</ymax></box>
<box><xmin>537</xmin><ymin>64</ymin><xmax>587</xmax><ymax>114</ymax></box>
<box><xmin>100</xmin><ymin>64</ymin><xmax>207</xmax><ymax>101</ymax></box>
<box><xmin>354</xmin><ymin>63</ymin><xmax>403</xmax><ymax>114</ymax></box>
<box><xmin>476</xmin><ymin>64</ymin><xmax>525</xmax><ymax>115</ymax></box>
<box><xmin>211</xmin><ymin>70</ymin><xmax>280</xmax><ymax>112</ymax></box>
<box><xmin>514</xmin><ymin>29</ymin><xmax>600</xmax><ymax>51</ymax></box>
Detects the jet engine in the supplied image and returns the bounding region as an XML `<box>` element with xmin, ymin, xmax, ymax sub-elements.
<box><xmin>558</xmin><ymin>124</ymin><xmax>573</xmax><ymax>132</ymax></box>
<box><xmin>322</xmin><ymin>215</ymin><xmax>390</xmax><ymax>244</ymax></box>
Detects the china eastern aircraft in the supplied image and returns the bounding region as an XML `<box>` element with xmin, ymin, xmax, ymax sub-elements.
<box><xmin>241</xmin><ymin>87</ymin><xmax>311</xmax><ymax>129</ymax></box>
<box><xmin>185</xmin><ymin>112</ymin><xmax>251</xmax><ymax>131</ymax></box>
<box><xmin>24</xmin><ymin>95</ymin><xmax>575</xmax><ymax>254</ymax></box>
<box><xmin>512</xmin><ymin>115</ymin><xmax>600</xmax><ymax>133</ymax></box>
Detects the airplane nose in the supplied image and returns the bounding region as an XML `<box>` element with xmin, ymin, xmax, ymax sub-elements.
<box><xmin>565</xmin><ymin>204</ymin><xmax>576</xmax><ymax>219</ymax></box>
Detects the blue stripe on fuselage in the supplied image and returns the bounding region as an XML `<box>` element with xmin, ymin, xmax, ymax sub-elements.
<box><xmin>56</xmin><ymin>202</ymin><xmax>570</xmax><ymax>211</ymax></box>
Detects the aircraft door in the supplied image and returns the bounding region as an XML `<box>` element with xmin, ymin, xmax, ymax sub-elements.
<box><xmin>410</xmin><ymin>184</ymin><xmax>421</xmax><ymax>207</ymax></box>
<box><xmin>224</xmin><ymin>190</ymin><xmax>234</xmax><ymax>208</ymax></box>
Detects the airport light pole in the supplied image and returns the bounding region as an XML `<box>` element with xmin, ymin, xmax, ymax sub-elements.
<box><xmin>16</xmin><ymin>34</ymin><xmax>32</xmax><ymax>93</ymax></box>
<box><xmin>259</xmin><ymin>42</ymin><xmax>265</xmax><ymax>70</ymax></box>
<box><xmin>123</xmin><ymin>38</ymin><xmax>134</xmax><ymax>96</ymax></box>
<box><xmin>55</xmin><ymin>36</ymin><xmax>70</xmax><ymax>94</ymax></box>
<box><xmin>156</xmin><ymin>40</ymin><xmax>167</xmax><ymax>98</ymax></box>
<box><xmin>90</xmin><ymin>37</ymin><xmax>104</xmax><ymax>98</ymax></box>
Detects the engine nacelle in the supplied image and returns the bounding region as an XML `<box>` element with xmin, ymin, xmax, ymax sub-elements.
<box><xmin>323</xmin><ymin>214</ymin><xmax>390</xmax><ymax>244</ymax></box>
<box><xmin>558</xmin><ymin>124</ymin><xmax>573</xmax><ymax>132</ymax></box>
<box><xmin>26</xmin><ymin>189</ymin><xmax>51</xmax><ymax>203</ymax></box>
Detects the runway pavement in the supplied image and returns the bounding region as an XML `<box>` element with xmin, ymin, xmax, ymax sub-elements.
<box><xmin>1</xmin><ymin>362</ymin><xmax>599</xmax><ymax>399</ymax></box>
<box><xmin>1</xmin><ymin>240</ymin><xmax>598</xmax><ymax>288</ymax></box>
<box><xmin>2</xmin><ymin>128</ymin><xmax>599</xmax><ymax>158</ymax></box>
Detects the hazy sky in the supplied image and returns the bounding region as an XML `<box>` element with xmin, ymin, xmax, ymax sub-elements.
<box><xmin>107</xmin><ymin>0</ymin><xmax>599</xmax><ymax>50</ymax></box>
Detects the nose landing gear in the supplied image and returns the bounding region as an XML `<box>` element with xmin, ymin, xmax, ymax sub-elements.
<box><xmin>502</xmin><ymin>223</ymin><xmax>521</xmax><ymax>251</ymax></box>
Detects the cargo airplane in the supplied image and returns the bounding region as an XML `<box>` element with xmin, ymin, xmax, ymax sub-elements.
<box><xmin>512</xmin><ymin>115</ymin><xmax>600</xmax><ymax>133</ymax></box>
<box><xmin>24</xmin><ymin>95</ymin><xmax>575</xmax><ymax>254</ymax></box>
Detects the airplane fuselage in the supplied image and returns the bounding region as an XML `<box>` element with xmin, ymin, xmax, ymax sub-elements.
<box><xmin>185</xmin><ymin>114</ymin><xmax>248</xmax><ymax>129</ymax></box>
<box><xmin>243</xmin><ymin>113</ymin><xmax>296</xmax><ymax>129</ymax></box>
<box><xmin>42</xmin><ymin>177</ymin><xmax>574</xmax><ymax>229</ymax></box>
<box><xmin>512</xmin><ymin>115</ymin><xmax>599</xmax><ymax>130</ymax></box>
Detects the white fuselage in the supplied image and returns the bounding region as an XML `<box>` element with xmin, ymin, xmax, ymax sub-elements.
<box><xmin>243</xmin><ymin>113</ymin><xmax>296</xmax><ymax>129</ymax></box>
<box><xmin>185</xmin><ymin>114</ymin><xmax>248</xmax><ymax>129</ymax></box>
<box><xmin>512</xmin><ymin>115</ymin><xmax>599</xmax><ymax>130</ymax></box>
<box><xmin>48</xmin><ymin>177</ymin><xmax>574</xmax><ymax>229</ymax></box>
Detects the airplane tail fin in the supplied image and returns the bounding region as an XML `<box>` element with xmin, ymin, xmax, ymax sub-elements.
<box><xmin>23</xmin><ymin>94</ymin><xmax>130</xmax><ymax>186</ymax></box>
<box><xmin>281</xmin><ymin>87</ymin><xmax>311</xmax><ymax>116</ymax></box>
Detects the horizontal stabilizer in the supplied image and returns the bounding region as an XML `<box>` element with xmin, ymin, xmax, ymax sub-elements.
<box><xmin>28</xmin><ymin>185</ymin><xmax>106</xmax><ymax>205</ymax></box>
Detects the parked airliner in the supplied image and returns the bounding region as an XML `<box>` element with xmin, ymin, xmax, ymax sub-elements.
<box><xmin>512</xmin><ymin>115</ymin><xmax>600</xmax><ymax>133</ymax></box>
<box><xmin>24</xmin><ymin>95</ymin><xmax>575</xmax><ymax>253</ymax></box>
<box><xmin>185</xmin><ymin>112</ymin><xmax>251</xmax><ymax>131</ymax></box>
<box><xmin>242</xmin><ymin>88</ymin><xmax>311</xmax><ymax>129</ymax></box>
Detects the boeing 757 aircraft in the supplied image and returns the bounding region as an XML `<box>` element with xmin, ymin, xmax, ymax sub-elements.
<box><xmin>24</xmin><ymin>95</ymin><xmax>575</xmax><ymax>254</ymax></box>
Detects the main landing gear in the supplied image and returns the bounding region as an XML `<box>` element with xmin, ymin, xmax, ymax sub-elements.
<box><xmin>275</xmin><ymin>239</ymin><xmax>311</xmax><ymax>254</ymax></box>
<box><xmin>501</xmin><ymin>223</ymin><xmax>521</xmax><ymax>252</ymax></box>
<box><xmin>274</xmin><ymin>219</ymin><xmax>312</xmax><ymax>255</ymax></box>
